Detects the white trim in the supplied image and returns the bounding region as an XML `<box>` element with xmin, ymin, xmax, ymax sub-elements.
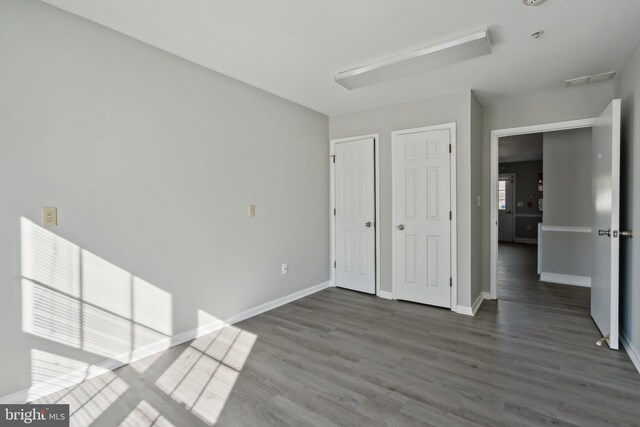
<box><xmin>621</xmin><ymin>331</ymin><xmax>640</xmax><ymax>374</ymax></box>
<box><xmin>391</xmin><ymin>122</ymin><xmax>457</xmax><ymax>311</ymax></box>
<box><xmin>457</xmin><ymin>292</ymin><xmax>486</xmax><ymax>316</ymax></box>
<box><xmin>0</xmin><ymin>281</ymin><xmax>331</xmax><ymax>404</ymax></box>
<box><xmin>514</xmin><ymin>238</ymin><xmax>538</xmax><ymax>244</ymax></box>
<box><xmin>330</xmin><ymin>134</ymin><xmax>380</xmax><ymax>295</ymax></box>
<box><xmin>490</xmin><ymin>117</ymin><xmax>597</xmax><ymax>299</ymax></box>
<box><xmin>377</xmin><ymin>290</ymin><xmax>394</xmax><ymax>300</ymax></box>
<box><xmin>541</xmin><ymin>225</ymin><xmax>592</xmax><ymax>233</ymax></box>
<box><xmin>540</xmin><ymin>272</ymin><xmax>591</xmax><ymax>287</ymax></box>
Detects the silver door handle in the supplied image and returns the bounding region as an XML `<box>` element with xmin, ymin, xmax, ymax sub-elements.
<box><xmin>397</xmin><ymin>224</ymin><xmax>405</xmax><ymax>230</ymax></box>
<box><xmin>620</xmin><ymin>230</ymin><xmax>634</xmax><ymax>238</ymax></box>
<box><xmin>365</xmin><ymin>222</ymin><xmax>373</xmax><ymax>228</ymax></box>
<box><xmin>598</xmin><ymin>229</ymin><xmax>611</xmax><ymax>237</ymax></box>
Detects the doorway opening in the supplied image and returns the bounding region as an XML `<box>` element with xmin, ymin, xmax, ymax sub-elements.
<box><xmin>489</xmin><ymin>101</ymin><xmax>622</xmax><ymax>350</ymax></box>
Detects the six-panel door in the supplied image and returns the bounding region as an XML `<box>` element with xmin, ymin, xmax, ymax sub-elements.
<box><xmin>395</xmin><ymin>128</ymin><xmax>451</xmax><ymax>308</ymax></box>
<box><xmin>335</xmin><ymin>138</ymin><xmax>376</xmax><ymax>294</ymax></box>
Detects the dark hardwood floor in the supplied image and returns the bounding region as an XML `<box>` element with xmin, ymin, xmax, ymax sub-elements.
<box><xmin>34</xmin><ymin>244</ymin><xmax>640</xmax><ymax>426</ymax></box>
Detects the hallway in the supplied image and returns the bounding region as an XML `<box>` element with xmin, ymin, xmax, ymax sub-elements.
<box><xmin>497</xmin><ymin>242</ymin><xmax>590</xmax><ymax>312</ymax></box>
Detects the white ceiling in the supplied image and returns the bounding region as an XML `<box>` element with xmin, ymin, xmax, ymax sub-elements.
<box><xmin>499</xmin><ymin>133</ymin><xmax>543</xmax><ymax>163</ymax></box>
<box><xmin>42</xmin><ymin>0</ymin><xmax>640</xmax><ymax>116</ymax></box>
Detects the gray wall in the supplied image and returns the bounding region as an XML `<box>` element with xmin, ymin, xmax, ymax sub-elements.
<box><xmin>329</xmin><ymin>90</ymin><xmax>481</xmax><ymax>308</ymax></box>
<box><xmin>481</xmin><ymin>82</ymin><xmax>615</xmax><ymax>294</ymax></box>
<box><xmin>0</xmin><ymin>0</ymin><xmax>329</xmax><ymax>398</ymax></box>
<box><xmin>498</xmin><ymin>160</ymin><xmax>543</xmax><ymax>240</ymax></box>
<box><xmin>470</xmin><ymin>94</ymin><xmax>484</xmax><ymax>303</ymax></box>
<box><xmin>540</xmin><ymin>128</ymin><xmax>592</xmax><ymax>279</ymax></box>
<box><xmin>615</xmin><ymin>39</ymin><xmax>640</xmax><ymax>362</ymax></box>
<box><xmin>543</xmin><ymin>128</ymin><xmax>592</xmax><ymax>228</ymax></box>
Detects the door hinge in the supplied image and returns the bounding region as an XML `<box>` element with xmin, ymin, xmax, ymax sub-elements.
<box><xmin>450</xmin><ymin>277</ymin><xmax>452</xmax><ymax>287</ymax></box>
<box><xmin>333</xmin><ymin>208</ymin><xmax>336</xmax><ymax>216</ymax></box>
<box><xmin>449</xmin><ymin>211</ymin><xmax>452</xmax><ymax>220</ymax></box>
<box><xmin>330</xmin><ymin>155</ymin><xmax>336</xmax><ymax>163</ymax></box>
<box><xmin>449</xmin><ymin>144</ymin><xmax>452</xmax><ymax>153</ymax></box>
<box><xmin>334</xmin><ymin>260</ymin><xmax>336</xmax><ymax>268</ymax></box>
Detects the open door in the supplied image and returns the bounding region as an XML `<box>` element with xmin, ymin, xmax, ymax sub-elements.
<box><xmin>498</xmin><ymin>174</ymin><xmax>515</xmax><ymax>242</ymax></box>
<box><xmin>591</xmin><ymin>99</ymin><xmax>621</xmax><ymax>350</ymax></box>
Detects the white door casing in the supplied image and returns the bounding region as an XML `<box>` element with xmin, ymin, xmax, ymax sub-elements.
<box><xmin>591</xmin><ymin>99</ymin><xmax>621</xmax><ymax>350</ymax></box>
<box><xmin>393</xmin><ymin>125</ymin><xmax>454</xmax><ymax>308</ymax></box>
<box><xmin>334</xmin><ymin>137</ymin><xmax>376</xmax><ymax>294</ymax></box>
<box><xmin>498</xmin><ymin>174</ymin><xmax>515</xmax><ymax>242</ymax></box>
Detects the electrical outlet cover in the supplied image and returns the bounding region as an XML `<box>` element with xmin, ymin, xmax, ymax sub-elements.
<box><xmin>42</xmin><ymin>207</ymin><xmax>57</xmax><ymax>227</ymax></box>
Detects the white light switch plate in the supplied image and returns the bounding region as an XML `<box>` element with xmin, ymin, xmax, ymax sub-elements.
<box><xmin>42</xmin><ymin>207</ymin><xmax>57</xmax><ymax>227</ymax></box>
<box><xmin>281</xmin><ymin>263</ymin><xmax>288</xmax><ymax>275</ymax></box>
<box><xmin>249</xmin><ymin>205</ymin><xmax>256</xmax><ymax>217</ymax></box>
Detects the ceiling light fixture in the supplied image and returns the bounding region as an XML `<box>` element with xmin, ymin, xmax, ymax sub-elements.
<box><xmin>530</xmin><ymin>30</ymin><xmax>544</xmax><ymax>39</ymax></box>
<box><xmin>523</xmin><ymin>0</ymin><xmax>547</xmax><ymax>6</ymax></box>
<box><xmin>335</xmin><ymin>29</ymin><xmax>491</xmax><ymax>90</ymax></box>
<box><xmin>564</xmin><ymin>71</ymin><xmax>616</xmax><ymax>87</ymax></box>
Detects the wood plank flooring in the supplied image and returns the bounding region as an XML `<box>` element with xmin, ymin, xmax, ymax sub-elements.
<box><xmin>34</xmin><ymin>243</ymin><xmax>640</xmax><ymax>426</ymax></box>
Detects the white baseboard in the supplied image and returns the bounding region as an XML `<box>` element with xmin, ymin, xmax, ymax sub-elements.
<box><xmin>540</xmin><ymin>272</ymin><xmax>591</xmax><ymax>287</ymax></box>
<box><xmin>377</xmin><ymin>290</ymin><xmax>394</xmax><ymax>300</ymax></box>
<box><xmin>514</xmin><ymin>238</ymin><xmax>538</xmax><ymax>244</ymax></box>
<box><xmin>0</xmin><ymin>281</ymin><xmax>331</xmax><ymax>404</ymax></box>
<box><xmin>621</xmin><ymin>331</ymin><xmax>640</xmax><ymax>375</ymax></box>
<box><xmin>457</xmin><ymin>292</ymin><xmax>486</xmax><ymax>316</ymax></box>
<box><xmin>482</xmin><ymin>291</ymin><xmax>492</xmax><ymax>300</ymax></box>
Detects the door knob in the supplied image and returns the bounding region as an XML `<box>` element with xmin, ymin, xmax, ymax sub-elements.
<box><xmin>397</xmin><ymin>224</ymin><xmax>405</xmax><ymax>230</ymax></box>
<box><xmin>598</xmin><ymin>229</ymin><xmax>611</xmax><ymax>237</ymax></box>
<box><xmin>365</xmin><ymin>222</ymin><xmax>373</xmax><ymax>228</ymax></box>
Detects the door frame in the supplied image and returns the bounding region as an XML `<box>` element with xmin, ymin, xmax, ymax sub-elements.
<box><xmin>490</xmin><ymin>118</ymin><xmax>597</xmax><ymax>299</ymax></box>
<box><xmin>391</xmin><ymin>122</ymin><xmax>458</xmax><ymax>312</ymax></box>
<box><xmin>330</xmin><ymin>134</ymin><xmax>381</xmax><ymax>296</ymax></box>
<box><xmin>498</xmin><ymin>173</ymin><xmax>516</xmax><ymax>242</ymax></box>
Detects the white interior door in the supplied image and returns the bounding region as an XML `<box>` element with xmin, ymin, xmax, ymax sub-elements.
<box><xmin>394</xmin><ymin>127</ymin><xmax>451</xmax><ymax>307</ymax></box>
<box><xmin>591</xmin><ymin>99</ymin><xmax>621</xmax><ymax>350</ymax></box>
<box><xmin>335</xmin><ymin>137</ymin><xmax>376</xmax><ymax>294</ymax></box>
<box><xmin>498</xmin><ymin>175</ymin><xmax>515</xmax><ymax>242</ymax></box>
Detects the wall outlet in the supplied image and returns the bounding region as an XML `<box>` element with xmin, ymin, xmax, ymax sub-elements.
<box><xmin>281</xmin><ymin>263</ymin><xmax>288</xmax><ymax>275</ymax></box>
<box><xmin>42</xmin><ymin>207</ymin><xmax>57</xmax><ymax>227</ymax></box>
<box><xmin>248</xmin><ymin>204</ymin><xmax>256</xmax><ymax>217</ymax></box>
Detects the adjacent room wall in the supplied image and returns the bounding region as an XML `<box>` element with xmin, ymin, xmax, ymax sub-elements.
<box><xmin>541</xmin><ymin>128</ymin><xmax>592</xmax><ymax>281</ymax></box>
<box><xmin>329</xmin><ymin>90</ymin><xmax>481</xmax><ymax>309</ymax></box>
<box><xmin>543</xmin><ymin>129</ymin><xmax>592</xmax><ymax>227</ymax></box>
<box><xmin>0</xmin><ymin>0</ymin><xmax>329</xmax><ymax>399</ymax></box>
<box><xmin>497</xmin><ymin>160</ymin><xmax>543</xmax><ymax>241</ymax></box>
<box><xmin>615</xmin><ymin>39</ymin><xmax>640</xmax><ymax>370</ymax></box>
<box><xmin>481</xmin><ymin>82</ymin><xmax>615</xmax><ymax>295</ymax></box>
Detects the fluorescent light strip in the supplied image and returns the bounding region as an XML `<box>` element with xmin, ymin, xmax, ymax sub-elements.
<box><xmin>564</xmin><ymin>71</ymin><xmax>616</xmax><ymax>87</ymax></box>
<box><xmin>335</xmin><ymin>29</ymin><xmax>491</xmax><ymax>90</ymax></box>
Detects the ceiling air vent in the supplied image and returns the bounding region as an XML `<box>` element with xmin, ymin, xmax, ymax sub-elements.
<box><xmin>564</xmin><ymin>71</ymin><xmax>616</xmax><ymax>88</ymax></box>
